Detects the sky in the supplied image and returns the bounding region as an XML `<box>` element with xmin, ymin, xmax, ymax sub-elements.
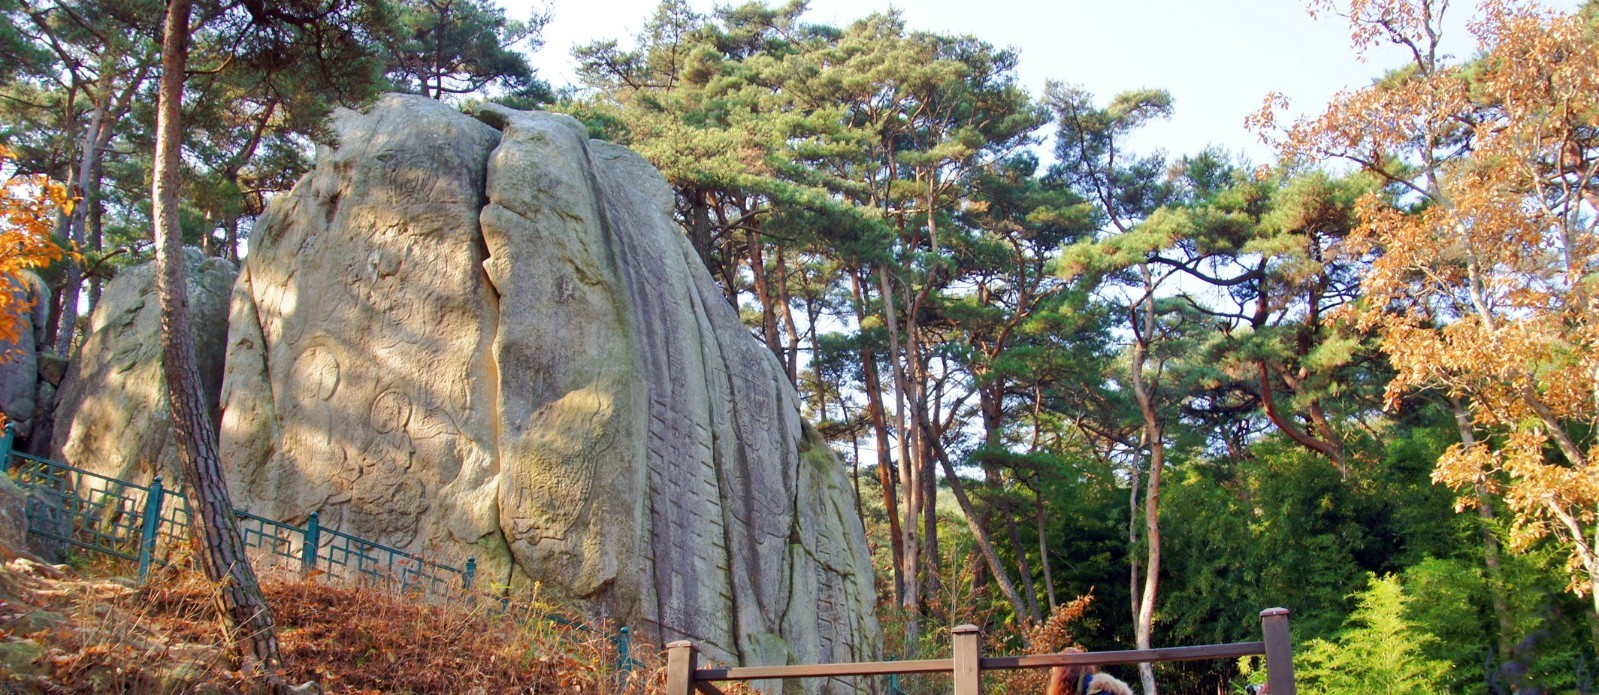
<box><xmin>502</xmin><ymin>0</ymin><xmax>1582</xmax><ymax>165</ymax></box>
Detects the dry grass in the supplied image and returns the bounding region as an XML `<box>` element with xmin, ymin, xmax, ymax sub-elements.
<box><xmin>0</xmin><ymin>559</ymin><xmax>770</xmax><ymax>694</ymax></box>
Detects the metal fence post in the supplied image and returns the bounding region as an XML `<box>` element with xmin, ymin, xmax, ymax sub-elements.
<box><xmin>666</xmin><ymin>640</ymin><xmax>699</xmax><ymax>695</ymax></box>
<box><xmin>463</xmin><ymin>556</ymin><xmax>476</xmax><ymax>591</ymax></box>
<box><xmin>953</xmin><ymin>624</ymin><xmax>981</xmax><ymax>695</ymax></box>
<box><xmin>614</xmin><ymin>626</ymin><xmax>632</xmax><ymax>673</ymax></box>
<box><xmin>1261</xmin><ymin>607</ymin><xmax>1296</xmax><ymax>695</ymax></box>
<box><xmin>137</xmin><ymin>476</ymin><xmax>165</xmax><ymax>583</ymax></box>
<box><xmin>1</xmin><ymin>422</ymin><xmax>14</xmax><ymax>467</ymax></box>
<box><xmin>301</xmin><ymin>511</ymin><xmax>320</xmax><ymax>576</ymax></box>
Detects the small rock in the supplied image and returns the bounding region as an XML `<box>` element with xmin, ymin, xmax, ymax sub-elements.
<box><xmin>35</xmin><ymin>354</ymin><xmax>67</xmax><ymax>386</ymax></box>
<box><xmin>0</xmin><ymin>476</ymin><xmax>26</xmax><ymax>558</ymax></box>
<box><xmin>0</xmin><ymin>638</ymin><xmax>44</xmax><ymax>677</ymax></box>
<box><xmin>20</xmin><ymin>609</ymin><xmax>63</xmax><ymax>632</ymax></box>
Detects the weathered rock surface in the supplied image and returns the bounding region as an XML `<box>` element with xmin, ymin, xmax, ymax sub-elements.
<box><xmin>0</xmin><ymin>474</ymin><xmax>28</xmax><ymax>559</ymax></box>
<box><xmin>51</xmin><ymin>249</ymin><xmax>236</xmax><ymax>482</ymax></box>
<box><xmin>218</xmin><ymin>94</ymin><xmax>879</xmax><ymax>683</ymax></box>
<box><xmin>0</xmin><ymin>271</ymin><xmax>50</xmax><ymax>440</ymax></box>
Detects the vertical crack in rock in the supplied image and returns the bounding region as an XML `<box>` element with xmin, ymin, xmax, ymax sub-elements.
<box><xmin>678</xmin><ymin>247</ymin><xmax>752</xmax><ymax>665</ymax></box>
<box><xmin>587</xmin><ymin>138</ymin><xmax>730</xmax><ymax>650</ymax></box>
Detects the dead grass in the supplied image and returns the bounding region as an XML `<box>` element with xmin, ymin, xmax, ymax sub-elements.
<box><xmin>0</xmin><ymin>560</ymin><xmax>772</xmax><ymax>694</ymax></box>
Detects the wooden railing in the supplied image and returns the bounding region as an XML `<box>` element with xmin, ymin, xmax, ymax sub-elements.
<box><xmin>665</xmin><ymin>608</ymin><xmax>1296</xmax><ymax>695</ymax></box>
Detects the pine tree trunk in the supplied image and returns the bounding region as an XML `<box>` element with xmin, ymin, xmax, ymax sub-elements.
<box><xmin>1006</xmin><ymin>510</ymin><xmax>1042</xmax><ymax>624</ymax></box>
<box><xmin>878</xmin><ymin>266</ymin><xmax>921</xmax><ymax>648</ymax></box>
<box><xmin>1130</xmin><ymin>265</ymin><xmax>1162</xmax><ymax>695</ymax></box>
<box><xmin>930</xmin><ymin>433</ymin><xmax>1034</xmax><ymax>643</ymax></box>
<box><xmin>1034</xmin><ymin>483</ymin><xmax>1058</xmax><ymax>611</ymax></box>
<box><xmin>773</xmin><ymin>244</ymin><xmax>801</xmax><ymax>385</ymax></box>
<box><xmin>746</xmin><ymin>230</ymin><xmax>783</xmax><ymax>365</ymax></box>
<box><xmin>153</xmin><ymin>0</ymin><xmax>283</xmax><ymax>679</ymax></box>
<box><xmin>851</xmin><ymin>271</ymin><xmax>904</xmax><ymax>605</ymax></box>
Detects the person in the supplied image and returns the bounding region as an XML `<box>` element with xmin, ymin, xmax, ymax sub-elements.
<box><xmin>1043</xmin><ymin>648</ymin><xmax>1136</xmax><ymax>695</ymax></box>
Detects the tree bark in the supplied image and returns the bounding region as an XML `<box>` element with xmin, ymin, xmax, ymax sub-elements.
<box><xmin>154</xmin><ymin>0</ymin><xmax>283</xmax><ymax>679</ymax></box>
<box><xmin>929</xmin><ymin>431</ymin><xmax>1035</xmax><ymax>640</ymax></box>
<box><xmin>685</xmin><ymin>187</ymin><xmax>714</xmax><ymax>269</ymax></box>
<box><xmin>1257</xmin><ymin>362</ymin><xmax>1348</xmax><ymax>474</ymax></box>
<box><xmin>746</xmin><ymin>230</ymin><xmax>784</xmax><ymax>365</ymax></box>
<box><xmin>850</xmin><ymin>270</ymin><xmax>904</xmax><ymax>605</ymax></box>
<box><xmin>53</xmin><ymin>99</ymin><xmax>101</xmax><ymax>357</ymax></box>
<box><xmin>1005</xmin><ymin>507</ymin><xmax>1043</xmax><ymax>624</ymax></box>
<box><xmin>1034</xmin><ymin>480</ymin><xmax>1058</xmax><ymax>611</ymax></box>
<box><xmin>1446</xmin><ymin>397</ymin><xmax>1516</xmax><ymax>659</ymax></box>
<box><xmin>878</xmin><ymin>266</ymin><xmax>921</xmax><ymax>648</ymax></box>
<box><xmin>773</xmin><ymin>244</ymin><xmax>801</xmax><ymax>385</ymax></box>
<box><xmin>1130</xmin><ymin>267</ymin><xmax>1162</xmax><ymax>695</ymax></box>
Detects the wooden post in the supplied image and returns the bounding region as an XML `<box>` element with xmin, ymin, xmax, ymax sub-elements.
<box><xmin>666</xmin><ymin>640</ymin><xmax>699</xmax><ymax>695</ymax></box>
<box><xmin>1261</xmin><ymin>608</ymin><xmax>1295</xmax><ymax>695</ymax></box>
<box><xmin>952</xmin><ymin>624</ymin><xmax>981</xmax><ymax>695</ymax></box>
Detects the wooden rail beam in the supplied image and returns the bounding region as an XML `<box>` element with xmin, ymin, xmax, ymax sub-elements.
<box><xmin>696</xmin><ymin>658</ymin><xmax>954</xmax><ymax>680</ymax></box>
<box><xmin>982</xmin><ymin>642</ymin><xmax>1268</xmax><ymax>670</ymax></box>
<box><xmin>678</xmin><ymin>607</ymin><xmax>1297</xmax><ymax>694</ymax></box>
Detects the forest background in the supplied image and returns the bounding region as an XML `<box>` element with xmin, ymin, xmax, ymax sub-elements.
<box><xmin>2</xmin><ymin>0</ymin><xmax>1598</xmax><ymax>692</ymax></box>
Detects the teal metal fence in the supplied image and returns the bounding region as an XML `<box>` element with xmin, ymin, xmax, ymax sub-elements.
<box><xmin>1</xmin><ymin>424</ymin><xmax>636</xmax><ymax>673</ymax></box>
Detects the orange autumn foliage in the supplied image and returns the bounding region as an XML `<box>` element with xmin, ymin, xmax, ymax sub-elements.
<box><xmin>1258</xmin><ymin>0</ymin><xmax>1599</xmax><ymax>606</ymax></box>
<box><xmin>0</xmin><ymin>144</ymin><xmax>70</xmax><ymax>355</ymax></box>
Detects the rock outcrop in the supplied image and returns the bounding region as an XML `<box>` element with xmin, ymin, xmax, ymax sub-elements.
<box><xmin>0</xmin><ymin>272</ymin><xmax>50</xmax><ymax>440</ymax></box>
<box><xmin>50</xmin><ymin>250</ymin><xmax>237</xmax><ymax>482</ymax></box>
<box><xmin>217</xmin><ymin>94</ymin><xmax>879</xmax><ymax>682</ymax></box>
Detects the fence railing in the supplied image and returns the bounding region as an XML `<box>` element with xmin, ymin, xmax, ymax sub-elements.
<box><xmin>1</xmin><ymin>423</ymin><xmax>634</xmax><ymax>672</ymax></box>
<box><xmin>6</xmin><ymin>451</ymin><xmax>472</xmax><ymax>597</ymax></box>
<box><xmin>666</xmin><ymin>609</ymin><xmax>1296</xmax><ymax>695</ymax></box>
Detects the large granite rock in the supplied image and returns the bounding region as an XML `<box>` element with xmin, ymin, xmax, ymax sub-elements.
<box><xmin>51</xmin><ymin>250</ymin><xmax>237</xmax><ymax>481</ymax></box>
<box><xmin>0</xmin><ymin>272</ymin><xmax>49</xmax><ymax>440</ymax></box>
<box><xmin>218</xmin><ymin>94</ymin><xmax>879</xmax><ymax>683</ymax></box>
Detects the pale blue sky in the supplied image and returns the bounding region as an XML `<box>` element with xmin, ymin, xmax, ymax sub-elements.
<box><xmin>508</xmin><ymin>0</ymin><xmax>1581</xmax><ymax>164</ymax></box>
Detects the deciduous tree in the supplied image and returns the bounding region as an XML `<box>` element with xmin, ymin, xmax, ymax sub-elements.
<box><xmin>0</xmin><ymin>143</ymin><xmax>67</xmax><ymax>354</ymax></box>
<box><xmin>1265</xmin><ymin>0</ymin><xmax>1599</xmax><ymax>616</ymax></box>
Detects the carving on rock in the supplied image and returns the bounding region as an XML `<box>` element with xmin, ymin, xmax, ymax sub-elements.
<box><xmin>291</xmin><ymin>346</ymin><xmax>341</xmax><ymax>402</ymax></box>
<box><xmin>505</xmin><ymin>391</ymin><xmax>611</xmax><ymax>541</ymax></box>
<box><xmin>370</xmin><ymin>389</ymin><xmax>412</xmax><ymax>436</ymax></box>
<box><xmin>220</xmin><ymin>94</ymin><xmax>506</xmax><ymax>560</ymax></box>
<box><xmin>206</xmin><ymin>94</ymin><xmax>879</xmax><ymax>692</ymax></box>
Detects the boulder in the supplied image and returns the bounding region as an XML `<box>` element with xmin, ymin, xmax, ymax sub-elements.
<box><xmin>218</xmin><ymin>94</ymin><xmax>880</xmax><ymax>684</ymax></box>
<box><xmin>0</xmin><ymin>271</ymin><xmax>49</xmax><ymax>440</ymax></box>
<box><xmin>0</xmin><ymin>474</ymin><xmax>28</xmax><ymax>560</ymax></box>
<box><xmin>51</xmin><ymin>249</ymin><xmax>237</xmax><ymax>482</ymax></box>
